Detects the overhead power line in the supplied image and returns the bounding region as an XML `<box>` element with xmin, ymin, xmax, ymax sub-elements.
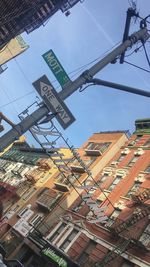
<box><xmin>142</xmin><ymin>42</ymin><xmax>150</xmax><ymax>68</ymax></box>
<box><xmin>0</xmin><ymin>40</ymin><xmax>121</xmax><ymax>109</ymax></box>
<box><xmin>124</xmin><ymin>60</ymin><xmax>150</xmax><ymax>73</ymax></box>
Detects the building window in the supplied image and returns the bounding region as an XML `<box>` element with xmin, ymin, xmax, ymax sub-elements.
<box><xmin>56</xmin><ymin>173</ymin><xmax>80</xmax><ymax>186</ymax></box>
<box><xmin>145</xmin><ymin>165</ymin><xmax>150</xmax><ymax>173</ymax></box>
<box><xmin>85</xmin><ymin>157</ymin><xmax>97</xmax><ymax>167</ymax></box>
<box><xmin>117</xmin><ymin>154</ymin><xmax>125</xmax><ymax>163</ymax></box>
<box><xmin>72</xmin><ymin>200</ymin><xmax>85</xmax><ymax>213</ymax></box>
<box><xmin>22</xmin><ymin>187</ymin><xmax>36</xmax><ymax>201</ymax></box>
<box><xmin>97</xmin><ymin>173</ymin><xmax>109</xmax><ymax>185</ymax></box>
<box><xmin>135</xmin><ymin>135</ymin><xmax>143</xmax><ymax>142</ymax></box>
<box><xmin>127</xmin><ymin>155</ymin><xmax>139</xmax><ymax>167</ymax></box>
<box><xmin>86</xmin><ymin>142</ymin><xmax>111</xmax><ymax>152</ymax></box>
<box><xmin>107</xmin><ymin>175</ymin><xmax>122</xmax><ymax>191</ymax></box>
<box><xmin>144</xmin><ymin>138</ymin><xmax>150</xmax><ymax>147</ymax></box>
<box><xmin>59</xmin><ymin>229</ymin><xmax>79</xmax><ymax>252</ymax></box>
<box><xmin>139</xmin><ymin>223</ymin><xmax>150</xmax><ymax>247</ymax></box>
<box><xmin>47</xmin><ymin>223</ymin><xmax>67</xmax><ymax>243</ymax></box>
<box><xmin>77</xmin><ymin>240</ymin><xmax>96</xmax><ymax>265</ymax></box>
<box><xmin>105</xmin><ymin>209</ymin><xmax>121</xmax><ymax>227</ymax></box>
<box><xmin>126</xmin><ymin>182</ymin><xmax>141</xmax><ymax>198</ymax></box>
<box><xmin>29</xmin><ymin>214</ymin><xmax>43</xmax><ymax>227</ymax></box>
<box><xmin>18</xmin><ymin>207</ymin><xmax>28</xmax><ymax>217</ymax></box>
<box><xmin>18</xmin><ymin>207</ymin><xmax>34</xmax><ymax>221</ymax></box>
<box><xmin>128</xmin><ymin>135</ymin><xmax>142</xmax><ymax>146</ymax></box>
<box><xmin>121</xmin><ymin>260</ymin><xmax>134</xmax><ymax>267</ymax></box>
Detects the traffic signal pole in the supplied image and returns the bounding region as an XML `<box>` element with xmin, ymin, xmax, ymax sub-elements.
<box><xmin>0</xmin><ymin>27</ymin><xmax>149</xmax><ymax>151</ymax></box>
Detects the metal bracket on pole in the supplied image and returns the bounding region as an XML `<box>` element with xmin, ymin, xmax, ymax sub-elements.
<box><xmin>86</xmin><ymin>78</ymin><xmax>150</xmax><ymax>98</ymax></box>
<box><xmin>120</xmin><ymin>7</ymin><xmax>139</xmax><ymax>64</ymax></box>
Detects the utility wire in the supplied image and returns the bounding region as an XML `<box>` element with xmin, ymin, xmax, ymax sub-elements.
<box><xmin>124</xmin><ymin>60</ymin><xmax>150</xmax><ymax>73</ymax></box>
<box><xmin>142</xmin><ymin>42</ymin><xmax>150</xmax><ymax>68</ymax></box>
<box><xmin>125</xmin><ymin>44</ymin><xmax>143</xmax><ymax>57</ymax></box>
<box><xmin>0</xmin><ymin>91</ymin><xmax>35</xmax><ymax>109</ymax></box>
<box><xmin>0</xmin><ymin>40</ymin><xmax>121</xmax><ymax>109</ymax></box>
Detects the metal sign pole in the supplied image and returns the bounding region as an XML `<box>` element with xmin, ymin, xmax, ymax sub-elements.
<box><xmin>0</xmin><ymin>28</ymin><xmax>149</xmax><ymax>151</ymax></box>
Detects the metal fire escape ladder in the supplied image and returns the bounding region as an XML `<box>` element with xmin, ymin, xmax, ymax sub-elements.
<box><xmin>100</xmin><ymin>192</ymin><xmax>150</xmax><ymax>267</ymax></box>
<box><xmin>131</xmin><ymin>188</ymin><xmax>150</xmax><ymax>204</ymax></box>
<box><xmin>95</xmin><ymin>239</ymin><xmax>131</xmax><ymax>267</ymax></box>
<box><xmin>19</xmin><ymin>104</ymin><xmax>96</xmax><ymax>192</ymax></box>
<box><xmin>110</xmin><ymin>206</ymin><xmax>150</xmax><ymax>235</ymax></box>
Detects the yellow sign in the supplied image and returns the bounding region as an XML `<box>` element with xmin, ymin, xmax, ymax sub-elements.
<box><xmin>0</xmin><ymin>35</ymin><xmax>29</xmax><ymax>65</ymax></box>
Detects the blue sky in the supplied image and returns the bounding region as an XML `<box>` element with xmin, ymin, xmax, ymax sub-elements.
<box><xmin>0</xmin><ymin>0</ymin><xmax>150</xmax><ymax>148</ymax></box>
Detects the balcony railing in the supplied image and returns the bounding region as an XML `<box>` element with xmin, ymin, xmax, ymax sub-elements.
<box><xmin>131</xmin><ymin>188</ymin><xmax>150</xmax><ymax>204</ymax></box>
<box><xmin>110</xmin><ymin>206</ymin><xmax>150</xmax><ymax>235</ymax></box>
<box><xmin>36</xmin><ymin>189</ymin><xmax>63</xmax><ymax>211</ymax></box>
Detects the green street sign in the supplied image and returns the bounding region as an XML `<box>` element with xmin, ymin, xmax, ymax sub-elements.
<box><xmin>42</xmin><ymin>248</ymin><xmax>68</xmax><ymax>267</ymax></box>
<box><xmin>42</xmin><ymin>49</ymin><xmax>71</xmax><ymax>87</ymax></box>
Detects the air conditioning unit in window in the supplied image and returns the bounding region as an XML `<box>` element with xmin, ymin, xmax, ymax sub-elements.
<box><xmin>97</xmin><ymin>193</ymin><xmax>107</xmax><ymax>202</ymax></box>
<box><xmin>114</xmin><ymin>200</ymin><xmax>125</xmax><ymax>210</ymax></box>
<box><xmin>111</xmin><ymin>215</ymin><xmax>117</xmax><ymax>220</ymax></box>
<box><xmin>54</xmin><ymin>182</ymin><xmax>69</xmax><ymax>192</ymax></box>
<box><xmin>134</xmin><ymin>174</ymin><xmax>145</xmax><ymax>183</ymax></box>
<box><xmin>134</xmin><ymin>148</ymin><xmax>144</xmax><ymax>156</ymax></box>
<box><xmin>103</xmin><ymin>167</ymin><xmax>113</xmax><ymax>173</ymax></box>
<box><xmin>85</xmin><ymin>149</ymin><xmax>102</xmax><ymax>156</ymax></box>
<box><xmin>110</xmin><ymin>161</ymin><xmax>118</xmax><ymax>167</ymax></box>
<box><xmin>128</xmin><ymin>141</ymin><xmax>136</xmax><ymax>146</ymax></box>
<box><xmin>121</xmin><ymin>148</ymin><xmax>130</xmax><ymax>155</ymax></box>
<box><xmin>115</xmin><ymin>169</ymin><xmax>127</xmax><ymax>177</ymax></box>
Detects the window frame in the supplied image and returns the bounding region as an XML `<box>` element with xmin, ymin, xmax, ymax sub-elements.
<box><xmin>59</xmin><ymin>228</ymin><xmax>79</xmax><ymax>252</ymax></box>
<box><xmin>139</xmin><ymin>223</ymin><xmax>150</xmax><ymax>247</ymax></box>
<box><xmin>127</xmin><ymin>155</ymin><xmax>140</xmax><ymax>167</ymax></box>
<box><xmin>126</xmin><ymin>182</ymin><xmax>141</xmax><ymax>198</ymax></box>
<box><xmin>107</xmin><ymin>175</ymin><xmax>122</xmax><ymax>191</ymax></box>
<box><xmin>46</xmin><ymin>222</ymin><xmax>67</xmax><ymax>243</ymax></box>
<box><xmin>145</xmin><ymin>165</ymin><xmax>150</xmax><ymax>173</ymax></box>
<box><xmin>29</xmin><ymin>213</ymin><xmax>43</xmax><ymax>226</ymax></box>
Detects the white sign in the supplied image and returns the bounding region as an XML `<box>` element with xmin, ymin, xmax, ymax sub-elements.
<box><xmin>33</xmin><ymin>75</ymin><xmax>75</xmax><ymax>129</ymax></box>
<box><xmin>13</xmin><ymin>218</ymin><xmax>32</xmax><ymax>237</ymax></box>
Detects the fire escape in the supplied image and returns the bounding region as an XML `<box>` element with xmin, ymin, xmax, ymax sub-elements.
<box><xmin>95</xmin><ymin>239</ymin><xmax>131</xmax><ymax>267</ymax></box>
<box><xmin>95</xmin><ymin>188</ymin><xmax>150</xmax><ymax>267</ymax></box>
<box><xmin>131</xmin><ymin>188</ymin><xmax>150</xmax><ymax>204</ymax></box>
<box><xmin>94</xmin><ymin>6</ymin><xmax>150</xmax><ymax>266</ymax></box>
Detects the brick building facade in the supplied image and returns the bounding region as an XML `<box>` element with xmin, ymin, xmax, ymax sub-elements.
<box><xmin>42</xmin><ymin>119</ymin><xmax>149</xmax><ymax>267</ymax></box>
<box><xmin>0</xmin><ymin>129</ymin><xmax>128</xmax><ymax>266</ymax></box>
<box><xmin>0</xmin><ymin>119</ymin><xmax>149</xmax><ymax>266</ymax></box>
<box><xmin>0</xmin><ymin>0</ymin><xmax>82</xmax><ymax>48</ymax></box>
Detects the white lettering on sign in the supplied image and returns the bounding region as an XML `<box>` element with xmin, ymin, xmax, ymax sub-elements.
<box><xmin>46</xmin><ymin>52</ymin><xmax>64</xmax><ymax>75</ymax></box>
<box><xmin>75</xmin><ymin>183</ymin><xmax>108</xmax><ymax>224</ymax></box>
<box><xmin>40</xmin><ymin>82</ymin><xmax>70</xmax><ymax>124</ymax></box>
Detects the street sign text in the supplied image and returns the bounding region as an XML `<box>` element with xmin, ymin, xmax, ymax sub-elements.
<box><xmin>33</xmin><ymin>75</ymin><xmax>75</xmax><ymax>129</ymax></box>
<box><xmin>42</xmin><ymin>49</ymin><xmax>71</xmax><ymax>87</ymax></box>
